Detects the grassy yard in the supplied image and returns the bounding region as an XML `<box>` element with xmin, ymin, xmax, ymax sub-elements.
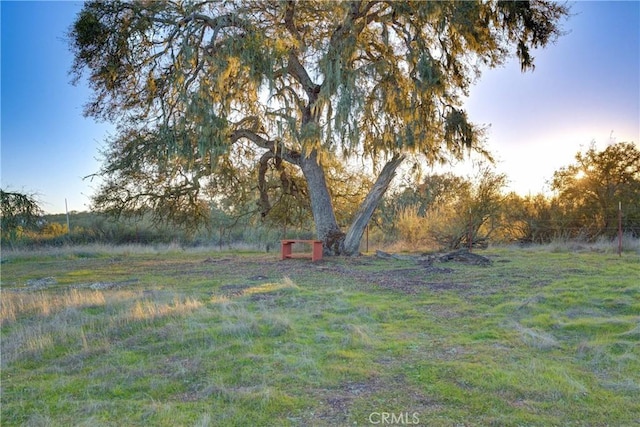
<box><xmin>1</xmin><ymin>245</ymin><xmax>639</xmax><ymax>426</ymax></box>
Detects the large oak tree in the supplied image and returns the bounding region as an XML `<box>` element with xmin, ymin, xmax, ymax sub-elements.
<box><xmin>70</xmin><ymin>0</ymin><xmax>568</xmax><ymax>255</ymax></box>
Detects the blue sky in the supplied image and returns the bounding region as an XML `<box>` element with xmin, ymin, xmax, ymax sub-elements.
<box><xmin>1</xmin><ymin>1</ymin><xmax>639</xmax><ymax>214</ymax></box>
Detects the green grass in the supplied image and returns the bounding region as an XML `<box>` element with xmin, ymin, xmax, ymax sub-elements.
<box><xmin>1</xmin><ymin>246</ymin><xmax>639</xmax><ymax>426</ymax></box>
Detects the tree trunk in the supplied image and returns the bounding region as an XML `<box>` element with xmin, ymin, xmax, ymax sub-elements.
<box><xmin>298</xmin><ymin>151</ymin><xmax>345</xmax><ymax>254</ymax></box>
<box><xmin>299</xmin><ymin>151</ymin><xmax>405</xmax><ymax>256</ymax></box>
<box><xmin>342</xmin><ymin>154</ymin><xmax>406</xmax><ymax>255</ymax></box>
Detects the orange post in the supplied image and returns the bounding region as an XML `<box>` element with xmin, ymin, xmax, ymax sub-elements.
<box><xmin>311</xmin><ymin>241</ymin><xmax>323</xmax><ymax>261</ymax></box>
<box><xmin>281</xmin><ymin>240</ymin><xmax>293</xmax><ymax>260</ymax></box>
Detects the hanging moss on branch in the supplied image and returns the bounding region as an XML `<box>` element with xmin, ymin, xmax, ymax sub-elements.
<box><xmin>70</xmin><ymin>1</ymin><xmax>569</xmax><ymax>255</ymax></box>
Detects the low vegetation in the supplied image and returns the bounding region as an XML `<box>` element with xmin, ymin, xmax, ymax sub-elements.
<box><xmin>1</xmin><ymin>244</ymin><xmax>638</xmax><ymax>426</ymax></box>
<box><xmin>4</xmin><ymin>143</ymin><xmax>639</xmax><ymax>253</ymax></box>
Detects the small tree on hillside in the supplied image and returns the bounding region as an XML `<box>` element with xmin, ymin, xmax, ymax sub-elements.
<box><xmin>1</xmin><ymin>190</ymin><xmax>44</xmax><ymax>245</ymax></box>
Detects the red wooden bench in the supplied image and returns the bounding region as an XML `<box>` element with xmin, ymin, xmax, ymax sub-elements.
<box><xmin>281</xmin><ymin>239</ymin><xmax>323</xmax><ymax>262</ymax></box>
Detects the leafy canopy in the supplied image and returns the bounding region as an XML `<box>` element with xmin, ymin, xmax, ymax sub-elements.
<box><xmin>70</xmin><ymin>0</ymin><xmax>568</xmax><ymax>226</ymax></box>
<box><xmin>1</xmin><ymin>190</ymin><xmax>44</xmax><ymax>238</ymax></box>
<box><xmin>552</xmin><ymin>142</ymin><xmax>640</xmax><ymax>237</ymax></box>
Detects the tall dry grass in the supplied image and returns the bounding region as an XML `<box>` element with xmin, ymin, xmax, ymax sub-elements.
<box><xmin>1</xmin><ymin>289</ymin><xmax>106</xmax><ymax>326</ymax></box>
<box><xmin>1</xmin><ymin>288</ymin><xmax>204</xmax><ymax>367</ymax></box>
<box><xmin>1</xmin><ymin>241</ymin><xmax>264</xmax><ymax>262</ymax></box>
<box><xmin>520</xmin><ymin>234</ymin><xmax>640</xmax><ymax>254</ymax></box>
<box><xmin>128</xmin><ymin>296</ymin><xmax>203</xmax><ymax>321</ymax></box>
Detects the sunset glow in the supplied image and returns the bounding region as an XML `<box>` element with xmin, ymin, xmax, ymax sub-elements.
<box><xmin>1</xmin><ymin>1</ymin><xmax>638</xmax><ymax>213</ymax></box>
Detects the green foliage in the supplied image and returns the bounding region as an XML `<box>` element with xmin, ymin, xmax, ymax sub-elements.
<box><xmin>40</xmin><ymin>222</ymin><xmax>69</xmax><ymax>238</ymax></box>
<box><xmin>378</xmin><ymin>143</ymin><xmax>640</xmax><ymax>249</ymax></box>
<box><xmin>1</xmin><ymin>209</ymin><xmax>290</xmax><ymax>251</ymax></box>
<box><xmin>69</xmin><ymin>0</ymin><xmax>569</xmax><ymax>243</ymax></box>
<box><xmin>551</xmin><ymin>142</ymin><xmax>640</xmax><ymax>239</ymax></box>
<box><xmin>499</xmin><ymin>193</ymin><xmax>562</xmax><ymax>243</ymax></box>
<box><xmin>1</xmin><ymin>190</ymin><xmax>44</xmax><ymax>245</ymax></box>
<box><xmin>381</xmin><ymin>164</ymin><xmax>507</xmax><ymax>250</ymax></box>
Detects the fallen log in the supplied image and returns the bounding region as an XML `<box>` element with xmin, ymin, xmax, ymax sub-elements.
<box><xmin>438</xmin><ymin>248</ymin><xmax>492</xmax><ymax>266</ymax></box>
<box><xmin>376</xmin><ymin>248</ymin><xmax>491</xmax><ymax>266</ymax></box>
<box><xmin>375</xmin><ymin>250</ymin><xmax>420</xmax><ymax>261</ymax></box>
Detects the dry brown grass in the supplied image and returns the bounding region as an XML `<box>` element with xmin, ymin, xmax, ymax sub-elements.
<box><xmin>1</xmin><ymin>289</ymin><xmax>106</xmax><ymax>326</ymax></box>
<box><xmin>0</xmin><ymin>288</ymin><xmax>204</xmax><ymax>367</ymax></box>
<box><xmin>128</xmin><ymin>296</ymin><xmax>203</xmax><ymax>321</ymax></box>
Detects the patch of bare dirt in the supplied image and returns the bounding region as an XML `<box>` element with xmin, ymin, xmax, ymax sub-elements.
<box><xmin>219</xmin><ymin>283</ymin><xmax>253</xmax><ymax>297</ymax></box>
<box><xmin>76</xmin><ymin>278</ymin><xmax>140</xmax><ymax>290</ymax></box>
<box><xmin>299</xmin><ymin>262</ymin><xmax>464</xmax><ymax>294</ymax></box>
<box><xmin>310</xmin><ymin>375</ymin><xmax>440</xmax><ymax>425</ymax></box>
<box><xmin>25</xmin><ymin>277</ymin><xmax>57</xmax><ymax>290</ymax></box>
<box><xmin>46</xmin><ymin>250</ymin><xmax>493</xmax><ymax>297</ymax></box>
<box><xmin>198</xmin><ymin>251</ymin><xmax>476</xmax><ymax>295</ymax></box>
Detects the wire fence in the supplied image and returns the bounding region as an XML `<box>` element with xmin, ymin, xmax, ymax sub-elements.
<box><xmin>463</xmin><ymin>202</ymin><xmax>640</xmax><ymax>255</ymax></box>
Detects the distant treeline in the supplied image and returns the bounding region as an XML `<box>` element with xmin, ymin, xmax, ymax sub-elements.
<box><xmin>2</xmin><ymin>142</ymin><xmax>639</xmax><ymax>251</ymax></box>
<box><xmin>4</xmin><ymin>188</ymin><xmax>639</xmax><ymax>252</ymax></box>
<box><xmin>3</xmin><ymin>211</ymin><xmax>279</xmax><ymax>250</ymax></box>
